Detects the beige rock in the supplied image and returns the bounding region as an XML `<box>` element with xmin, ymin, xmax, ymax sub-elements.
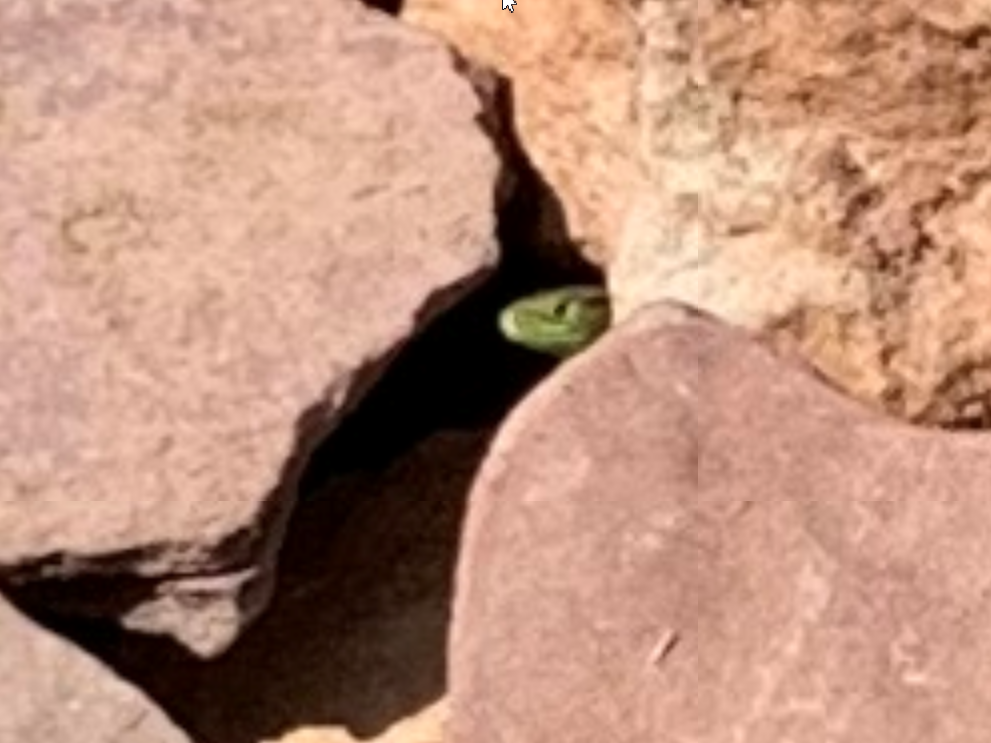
<box><xmin>450</xmin><ymin>300</ymin><xmax>991</xmax><ymax>742</ymax></box>
<box><xmin>615</xmin><ymin>0</ymin><xmax>991</xmax><ymax>426</ymax></box>
<box><xmin>0</xmin><ymin>0</ymin><xmax>499</xmax><ymax>656</ymax></box>
<box><xmin>0</xmin><ymin>595</ymin><xmax>191</xmax><ymax>743</ymax></box>
<box><xmin>401</xmin><ymin>0</ymin><xmax>643</xmax><ymax>261</ymax></box>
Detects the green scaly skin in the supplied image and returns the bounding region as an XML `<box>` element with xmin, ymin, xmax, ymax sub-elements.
<box><xmin>498</xmin><ymin>285</ymin><xmax>611</xmax><ymax>358</ymax></box>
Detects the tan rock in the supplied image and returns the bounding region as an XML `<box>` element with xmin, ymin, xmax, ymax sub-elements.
<box><xmin>615</xmin><ymin>0</ymin><xmax>991</xmax><ymax>426</ymax></box>
<box><xmin>449</xmin><ymin>300</ymin><xmax>991</xmax><ymax>742</ymax></box>
<box><xmin>0</xmin><ymin>0</ymin><xmax>499</xmax><ymax>656</ymax></box>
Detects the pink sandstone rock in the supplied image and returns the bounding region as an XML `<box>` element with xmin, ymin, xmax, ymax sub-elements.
<box><xmin>0</xmin><ymin>0</ymin><xmax>500</xmax><ymax>656</ymax></box>
<box><xmin>450</xmin><ymin>301</ymin><xmax>991</xmax><ymax>742</ymax></box>
<box><xmin>0</xmin><ymin>594</ymin><xmax>191</xmax><ymax>743</ymax></box>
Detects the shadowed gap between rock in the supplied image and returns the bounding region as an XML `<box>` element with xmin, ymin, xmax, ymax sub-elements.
<box><xmin>363</xmin><ymin>0</ymin><xmax>404</xmax><ymax>15</ymax></box>
<box><xmin>5</xmin><ymin>69</ymin><xmax>605</xmax><ymax>743</ymax></box>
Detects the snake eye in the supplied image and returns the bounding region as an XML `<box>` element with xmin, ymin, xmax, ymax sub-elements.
<box><xmin>551</xmin><ymin>301</ymin><xmax>569</xmax><ymax>320</ymax></box>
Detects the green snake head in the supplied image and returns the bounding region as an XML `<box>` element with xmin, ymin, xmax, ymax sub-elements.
<box><xmin>498</xmin><ymin>285</ymin><xmax>611</xmax><ymax>358</ymax></box>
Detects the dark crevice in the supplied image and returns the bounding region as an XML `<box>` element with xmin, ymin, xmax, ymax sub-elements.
<box><xmin>299</xmin><ymin>67</ymin><xmax>604</xmax><ymax>481</ymax></box>
<box><xmin>362</xmin><ymin>0</ymin><xmax>404</xmax><ymax>15</ymax></box>
<box><xmin>12</xmin><ymin>65</ymin><xmax>605</xmax><ymax>743</ymax></box>
<box><xmin>17</xmin><ymin>431</ymin><xmax>488</xmax><ymax>743</ymax></box>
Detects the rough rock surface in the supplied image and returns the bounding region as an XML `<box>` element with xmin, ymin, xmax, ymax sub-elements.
<box><xmin>402</xmin><ymin>0</ymin><xmax>642</xmax><ymax>262</ymax></box>
<box><xmin>614</xmin><ymin>0</ymin><xmax>991</xmax><ymax>427</ymax></box>
<box><xmin>0</xmin><ymin>0</ymin><xmax>499</xmax><ymax>656</ymax></box>
<box><xmin>449</xmin><ymin>300</ymin><xmax>991</xmax><ymax>742</ymax></box>
<box><xmin>0</xmin><ymin>594</ymin><xmax>191</xmax><ymax>743</ymax></box>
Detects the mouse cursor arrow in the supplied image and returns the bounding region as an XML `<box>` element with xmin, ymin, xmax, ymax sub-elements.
<box><xmin>503</xmin><ymin>0</ymin><xmax>516</xmax><ymax>11</ymax></box>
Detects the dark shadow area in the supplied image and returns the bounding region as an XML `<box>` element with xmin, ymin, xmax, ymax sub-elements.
<box><xmin>34</xmin><ymin>430</ymin><xmax>487</xmax><ymax>743</ymax></box>
<box><xmin>19</xmin><ymin>69</ymin><xmax>605</xmax><ymax>742</ymax></box>
<box><xmin>362</xmin><ymin>0</ymin><xmax>404</xmax><ymax>15</ymax></box>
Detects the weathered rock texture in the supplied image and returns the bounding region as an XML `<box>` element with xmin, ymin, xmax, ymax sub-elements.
<box><xmin>0</xmin><ymin>0</ymin><xmax>499</xmax><ymax>656</ymax></box>
<box><xmin>615</xmin><ymin>0</ymin><xmax>991</xmax><ymax>427</ymax></box>
<box><xmin>0</xmin><ymin>594</ymin><xmax>191</xmax><ymax>743</ymax></box>
<box><xmin>449</xmin><ymin>300</ymin><xmax>991</xmax><ymax>742</ymax></box>
<box><xmin>402</xmin><ymin>0</ymin><xmax>642</xmax><ymax>262</ymax></box>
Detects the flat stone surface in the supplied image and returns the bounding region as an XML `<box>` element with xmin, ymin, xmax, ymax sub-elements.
<box><xmin>0</xmin><ymin>594</ymin><xmax>191</xmax><ymax>743</ymax></box>
<box><xmin>0</xmin><ymin>0</ymin><xmax>498</xmax><ymax>655</ymax></box>
<box><xmin>449</xmin><ymin>300</ymin><xmax>991</xmax><ymax>742</ymax></box>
